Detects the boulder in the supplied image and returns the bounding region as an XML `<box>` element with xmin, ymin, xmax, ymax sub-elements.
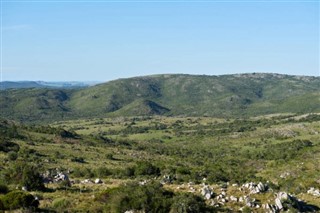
<box><xmin>307</xmin><ymin>187</ymin><xmax>320</xmax><ymax>197</ymax></box>
<box><xmin>275</xmin><ymin>198</ymin><xmax>283</xmax><ymax>210</ymax></box>
<box><xmin>54</xmin><ymin>172</ymin><xmax>69</xmax><ymax>182</ymax></box>
<box><xmin>277</xmin><ymin>191</ymin><xmax>290</xmax><ymax>201</ymax></box>
<box><xmin>230</xmin><ymin>196</ymin><xmax>238</xmax><ymax>202</ymax></box>
<box><xmin>95</xmin><ymin>178</ymin><xmax>102</xmax><ymax>184</ymax></box>
<box><xmin>201</xmin><ymin>185</ymin><xmax>214</xmax><ymax>200</ymax></box>
<box><xmin>257</xmin><ymin>182</ymin><xmax>265</xmax><ymax>192</ymax></box>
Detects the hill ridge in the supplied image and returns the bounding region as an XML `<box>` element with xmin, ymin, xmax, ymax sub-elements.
<box><xmin>0</xmin><ymin>73</ymin><xmax>319</xmax><ymax>122</ymax></box>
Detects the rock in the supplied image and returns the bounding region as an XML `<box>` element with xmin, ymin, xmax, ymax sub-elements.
<box><xmin>257</xmin><ymin>182</ymin><xmax>265</xmax><ymax>192</ymax></box>
<box><xmin>230</xmin><ymin>196</ymin><xmax>238</xmax><ymax>202</ymax></box>
<box><xmin>277</xmin><ymin>191</ymin><xmax>290</xmax><ymax>201</ymax></box>
<box><xmin>201</xmin><ymin>185</ymin><xmax>214</xmax><ymax>200</ymax></box>
<box><xmin>81</xmin><ymin>179</ymin><xmax>93</xmax><ymax>184</ymax></box>
<box><xmin>189</xmin><ymin>187</ymin><xmax>195</xmax><ymax>193</ymax></box>
<box><xmin>307</xmin><ymin>187</ymin><xmax>320</xmax><ymax>197</ymax></box>
<box><xmin>243</xmin><ymin>181</ymin><xmax>268</xmax><ymax>194</ymax></box>
<box><xmin>275</xmin><ymin>198</ymin><xmax>283</xmax><ymax>210</ymax></box>
<box><xmin>22</xmin><ymin>186</ymin><xmax>28</xmax><ymax>191</ymax></box>
<box><xmin>269</xmin><ymin>204</ymin><xmax>279</xmax><ymax>213</ymax></box>
<box><xmin>161</xmin><ymin>175</ymin><xmax>172</xmax><ymax>184</ymax></box>
<box><xmin>205</xmin><ymin>193</ymin><xmax>211</xmax><ymax>200</ymax></box>
<box><xmin>95</xmin><ymin>178</ymin><xmax>102</xmax><ymax>184</ymax></box>
<box><xmin>54</xmin><ymin>172</ymin><xmax>69</xmax><ymax>182</ymax></box>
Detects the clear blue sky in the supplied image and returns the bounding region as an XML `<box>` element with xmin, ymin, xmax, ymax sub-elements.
<box><xmin>1</xmin><ymin>0</ymin><xmax>319</xmax><ymax>81</ymax></box>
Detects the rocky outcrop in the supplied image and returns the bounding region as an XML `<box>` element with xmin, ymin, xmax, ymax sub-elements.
<box><xmin>242</xmin><ymin>182</ymin><xmax>268</xmax><ymax>194</ymax></box>
<box><xmin>262</xmin><ymin>191</ymin><xmax>319</xmax><ymax>212</ymax></box>
<box><xmin>307</xmin><ymin>187</ymin><xmax>320</xmax><ymax>197</ymax></box>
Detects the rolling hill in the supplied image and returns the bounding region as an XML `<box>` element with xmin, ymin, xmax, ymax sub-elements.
<box><xmin>0</xmin><ymin>73</ymin><xmax>319</xmax><ymax>122</ymax></box>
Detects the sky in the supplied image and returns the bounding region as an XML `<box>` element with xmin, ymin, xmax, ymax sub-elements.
<box><xmin>1</xmin><ymin>0</ymin><xmax>319</xmax><ymax>81</ymax></box>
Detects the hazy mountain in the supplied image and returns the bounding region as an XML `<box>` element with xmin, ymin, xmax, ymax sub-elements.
<box><xmin>0</xmin><ymin>73</ymin><xmax>319</xmax><ymax>122</ymax></box>
<box><xmin>0</xmin><ymin>81</ymin><xmax>98</xmax><ymax>90</ymax></box>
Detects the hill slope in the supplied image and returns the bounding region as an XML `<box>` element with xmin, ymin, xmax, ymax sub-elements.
<box><xmin>0</xmin><ymin>73</ymin><xmax>319</xmax><ymax>122</ymax></box>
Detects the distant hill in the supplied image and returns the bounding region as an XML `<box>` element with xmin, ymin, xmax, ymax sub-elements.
<box><xmin>0</xmin><ymin>81</ymin><xmax>97</xmax><ymax>90</ymax></box>
<box><xmin>0</xmin><ymin>73</ymin><xmax>319</xmax><ymax>122</ymax></box>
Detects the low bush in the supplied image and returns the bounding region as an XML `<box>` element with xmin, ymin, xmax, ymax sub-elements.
<box><xmin>0</xmin><ymin>191</ymin><xmax>39</xmax><ymax>210</ymax></box>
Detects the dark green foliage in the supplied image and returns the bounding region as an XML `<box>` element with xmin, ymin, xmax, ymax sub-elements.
<box><xmin>71</xmin><ymin>156</ymin><xmax>85</xmax><ymax>163</ymax></box>
<box><xmin>58</xmin><ymin>129</ymin><xmax>79</xmax><ymax>138</ymax></box>
<box><xmin>247</xmin><ymin>139</ymin><xmax>313</xmax><ymax>161</ymax></box>
<box><xmin>0</xmin><ymin>184</ymin><xmax>8</xmax><ymax>194</ymax></box>
<box><xmin>0</xmin><ymin>191</ymin><xmax>39</xmax><ymax>210</ymax></box>
<box><xmin>7</xmin><ymin>151</ymin><xmax>18</xmax><ymax>161</ymax></box>
<box><xmin>4</xmin><ymin>162</ymin><xmax>45</xmax><ymax>191</ymax></box>
<box><xmin>72</xmin><ymin>167</ymin><xmax>94</xmax><ymax>178</ymax></box>
<box><xmin>0</xmin><ymin>140</ymin><xmax>20</xmax><ymax>153</ymax></box>
<box><xmin>21</xmin><ymin>165</ymin><xmax>45</xmax><ymax>191</ymax></box>
<box><xmin>135</xmin><ymin>161</ymin><xmax>160</xmax><ymax>176</ymax></box>
<box><xmin>98</xmin><ymin>182</ymin><xmax>212</xmax><ymax>213</ymax></box>
<box><xmin>23</xmin><ymin>124</ymin><xmax>79</xmax><ymax>139</ymax></box>
<box><xmin>0</xmin><ymin>120</ymin><xmax>22</xmax><ymax>139</ymax></box>
<box><xmin>98</xmin><ymin>182</ymin><xmax>173</xmax><ymax>213</ymax></box>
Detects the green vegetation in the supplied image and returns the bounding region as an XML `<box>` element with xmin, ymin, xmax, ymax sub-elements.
<box><xmin>1</xmin><ymin>73</ymin><xmax>319</xmax><ymax>122</ymax></box>
<box><xmin>0</xmin><ymin>73</ymin><xmax>319</xmax><ymax>211</ymax></box>
<box><xmin>0</xmin><ymin>191</ymin><xmax>39</xmax><ymax>210</ymax></box>
<box><xmin>0</xmin><ymin>112</ymin><xmax>319</xmax><ymax>211</ymax></box>
<box><xmin>97</xmin><ymin>182</ymin><xmax>211</xmax><ymax>213</ymax></box>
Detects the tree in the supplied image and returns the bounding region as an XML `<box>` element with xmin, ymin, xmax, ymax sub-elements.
<box><xmin>21</xmin><ymin>164</ymin><xmax>45</xmax><ymax>191</ymax></box>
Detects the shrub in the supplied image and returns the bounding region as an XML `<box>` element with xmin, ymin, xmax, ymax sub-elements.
<box><xmin>72</xmin><ymin>167</ymin><xmax>94</xmax><ymax>178</ymax></box>
<box><xmin>95</xmin><ymin>167</ymin><xmax>112</xmax><ymax>177</ymax></box>
<box><xmin>3</xmin><ymin>162</ymin><xmax>45</xmax><ymax>191</ymax></box>
<box><xmin>101</xmin><ymin>182</ymin><xmax>173</xmax><ymax>213</ymax></box>
<box><xmin>0</xmin><ymin>184</ymin><xmax>8</xmax><ymax>194</ymax></box>
<box><xmin>170</xmin><ymin>193</ymin><xmax>207</xmax><ymax>213</ymax></box>
<box><xmin>8</xmin><ymin>151</ymin><xmax>18</xmax><ymax>161</ymax></box>
<box><xmin>21</xmin><ymin>165</ymin><xmax>45</xmax><ymax>191</ymax></box>
<box><xmin>0</xmin><ymin>140</ymin><xmax>20</xmax><ymax>153</ymax></box>
<box><xmin>1</xmin><ymin>191</ymin><xmax>39</xmax><ymax>210</ymax></box>
<box><xmin>135</xmin><ymin>161</ymin><xmax>160</xmax><ymax>176</ymax></box>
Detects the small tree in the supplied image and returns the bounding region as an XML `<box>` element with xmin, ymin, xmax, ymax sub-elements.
<box><xmin>22</xmin><ymin>165</ymin><xmax>45</xmax><ymax>191</ymax></box>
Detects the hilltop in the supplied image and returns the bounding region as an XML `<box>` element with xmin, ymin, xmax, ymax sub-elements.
<box><xmin>0</xmin><ymin>73</ymin><xmax>319</xmax><ymax>122</ymax></box>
